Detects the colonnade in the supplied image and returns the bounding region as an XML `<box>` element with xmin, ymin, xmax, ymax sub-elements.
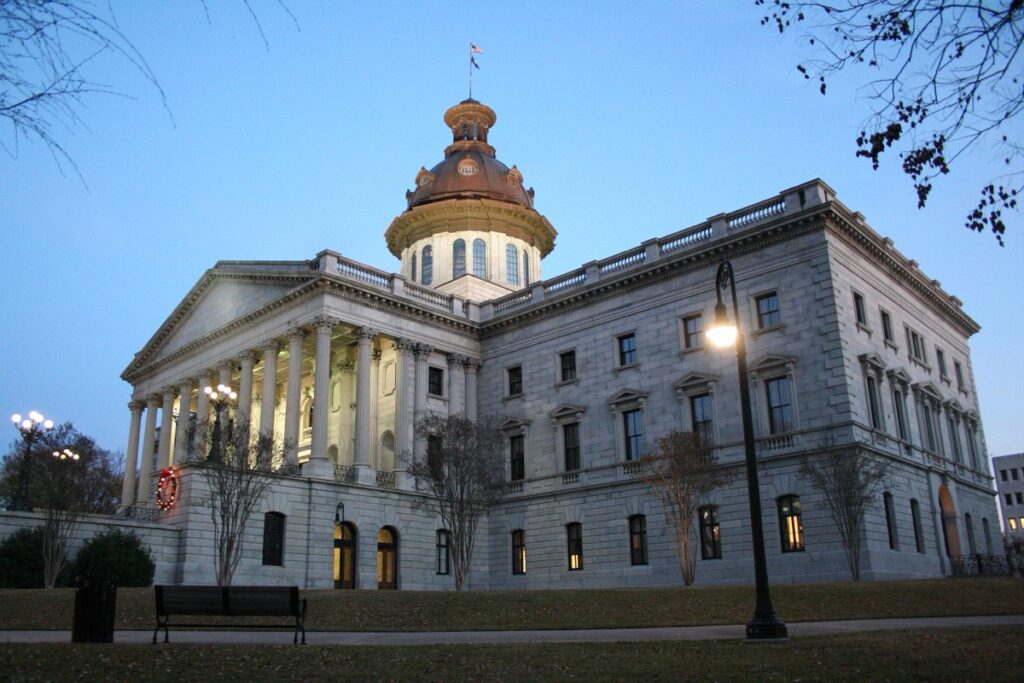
<box><xmin>121</xmin><ymin>318</ymin><xmax>480</xmax><ymax>508</ymax></box>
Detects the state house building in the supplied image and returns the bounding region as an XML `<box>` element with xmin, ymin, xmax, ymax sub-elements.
<box><xmin>112</xmin><ymin>98</ymin><xmax>998</xmax><ymax>588</ymax></box>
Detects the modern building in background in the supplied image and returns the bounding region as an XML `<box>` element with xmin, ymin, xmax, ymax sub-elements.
<box><xmin>3</xmin><ymin>99</ymin><xmax>1002</xmax><ymax>588</ymax></box>
<box><xmin>994</xmin><ymin>453</ymin><xmax>1024</xmax><ymax>546</ymax></box>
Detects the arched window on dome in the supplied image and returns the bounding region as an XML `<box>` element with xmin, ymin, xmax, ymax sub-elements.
<box><xmin>453</xmin><ymin>239</ymin><xmax>466</xmax><ymax>278</ymax></box>
<box><xmin>473</xmin><ymin>239</ymin><xmax>486</xmax><ymax>278</ymax></box>
<box><xmin>506</xmin><ymin>245</ymin><xmax>519</xmax><ymax>286</ymax></box>
<box><xmin>410</xmin><ymin>251</ymin><xmax>417</xmax><ymax>283</ymax></box>
<box><xmin>422</xmin><ymin>246</ymin><xmax>433</xmax><ymax>285</ymax></box>
<box><xmin>522</xmin><ymin>249</ymin><xmax>530</xmax><ymax>287</ymax></box>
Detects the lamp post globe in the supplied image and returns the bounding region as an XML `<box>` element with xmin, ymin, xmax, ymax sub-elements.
<box><xmin>205</xmin><ymin>384</ymin><xmax>237</xmax><ymax>463</ymax></box>
<box><xmin>8</xmin><ymin>410</ymin><xmax>55</xmax><ymax>512</ymax></box>
<box><xmin>706</xmin><ymin>261</ymin><xmax>787</xmax><ymax>640</ymax></box>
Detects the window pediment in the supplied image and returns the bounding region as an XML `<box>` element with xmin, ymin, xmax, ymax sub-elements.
<box><xmin>499</xmin><ymin>417</ymin><xmax>531</xmax><ymax>433</ymax></box>
<box><xmin>858</xmin><ymin>352</ymin><xmax>886</xmax><ymax>372</ymax></box>
<box><xmin>912</xmin><ymin>381</ymin><xmax>943</xmax><ymax>401</ymax></box>
<box><xmin>673</xmin><ymin>372</ymin><xmax>717</xmax><ymax>398</ymax></box>
<box><xmin>886</xmin><ymin>367</ymin><xmax>913</xmax><ymax>385</ymax></box>
<box><xmin>749</xmin><ymin>353</ymin><xmax>796</xmax><ymax>376</ymax></box>
<box><xmin>608</xmin><ymin>388</ymin><xmax>648</xmax><ymax>409</ymax></box>
<box><xmin>549</xmin><ymin>404</ymin><xmax>586</xmax><ymax>422</ymax></box>
<box><xmin>944</xmin><ymin>398</ymin><xmax>967</xmax><ymax>414</ymax></box>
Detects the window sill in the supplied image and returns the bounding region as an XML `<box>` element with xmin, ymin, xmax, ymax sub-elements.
<box><xmin>752</xmin><ymin>323</ymin><xmax>786</xmax><ymax>337</ymax></box>
<box><xmin>856</xmin><ymin>322</ymin><xmax>873</xmax><ymax>337</ymax></box>
<box><xmin>678</xmin><ymin>345</ymin><xmax>704</xmax><ymax>358</ymax></box>
<box><xmin>428</xmin><ymin>393</ymin><xmax>448</xmax><ymax>402</ymax></box>
<box><xmin>614</xmin><ymin>362</ymin><xmax>641</xmax><ymax>373</ymax></box>
<box><xmin>504</xmin><ymin>393</ymin><xmax>523</xmax><ymax>402</ymax></box>
<box><xmin>555</xmin><ymin>378</ymin><xmax>578</xmax><ymax>388</ymax></box>
<box><xmin>884</xmin><ymin>340</ymin><xmax>900</xmax><ymax>353</ymax></box>
<box><xmin>910</xmin><ymin>357</ymin><xmax>931</xmax><ymax>372</ymax></box>
<box><xmin>940</xmin><ymin>375</ymin><xmax>951</xmax><ymax>386</ymax></box>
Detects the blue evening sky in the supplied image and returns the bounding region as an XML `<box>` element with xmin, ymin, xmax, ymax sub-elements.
<box><xmin>1</xmin><ymin>2</ymin><xmax>1020</xmax><ymax>461</ymax></box>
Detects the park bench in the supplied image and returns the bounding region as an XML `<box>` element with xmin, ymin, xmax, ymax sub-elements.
<box><xmin>153</xmin><ymin>585</ymin><xmax>307</xmax><ymax>644</ymax></box>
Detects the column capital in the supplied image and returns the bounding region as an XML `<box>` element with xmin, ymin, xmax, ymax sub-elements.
<box><xmin>336</xmin><ymin>359</ymin><xmax>356</xmax><ymax>374</ymax></box>
<box><xmin>356</xmin><ymin>326</ymin><xmax>379</xmax><ymax>341</ymax></box>
<box><xmin>262</xmin><ymin>339</ymin><xmax>282</xmax><ymax>353</ymax></box>
<box><xmin>447</xmin><ymin>352</ymin><xmax>469</xmax><ymax>365</ymax></box>
<box><xmin>313</xmin><ymin>315</ymin><xmax>339</xmax><ymax>333</ymax></box>
<box><xmin>287</xmin><ymin>326</ymin><xmax>308</xmax><ymax>340</ymax></box>
<box><xmin>372</xmin><ymin>349</ymin><xmax>383</xmax><ymax>363</ymax></box>
<box><xmin>394</xmin><ymin>337</ymin><xmax>417</xmax><ymax>353</ymax></box>
<box><xmin>414</xmin><ymin>343</ymin><xmax>434</xmax><ymax>358</ymax></box>
<box><xmin>239</xmin><ymin>349</ymin><xmax>260</xmax><ymax>363</ymax></box>
<box><xmin>161</xmin><ymin>386</ymin><xmax>177</xmax><ymax>398</ymax></box>
<box><xmin>146</xmin><ymin>394</ymin><xmax>161</xmax><ymax>408</ymax></box>
<box><xmin>128</xmin><ymin>400</ymin><xmax>145</xmax><ymax>412</ymax></box>
<box><xmin>464</xmin><ymin>357</ymin><xmax>482</xmax><ymax>372</ymax></box>
<box><xmin>219</xmin><ymin>359</ymin><xmax>235</xmax><ymax>372</ymax></box>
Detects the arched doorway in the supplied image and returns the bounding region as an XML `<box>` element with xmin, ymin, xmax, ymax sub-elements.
<box><xmin>377</xmin><ymin>526</ymin><xmax>398</xmax><ymax>590</ymax></box>
<box><xmin>333</xmin><ymin>522</ymin><xmax>357</xmax><ymax>589</ymax></box>
<box><xmin>938</xmin><ymin>484</ymin><xmax>961</xmax><ymax>558</ymax></box>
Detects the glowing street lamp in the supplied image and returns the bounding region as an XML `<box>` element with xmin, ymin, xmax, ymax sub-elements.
<box><xmin>53</xmin><ymin>448</ymin><xmax>80</xmax><ymax>461</ymax></box>
<box><xmin>8</xmin><ymin>411</ymin><xmax>55</xmax><ymax>512</ymax></box>
<box><xmin>205</xmin><ymin>384</ymin><xmax>237</xmax><ymax>463</ymax></box>
<box><xmin>706</xmin><ymin>260</ymin><xmax>787</xmax><ymax>640</ymax></box>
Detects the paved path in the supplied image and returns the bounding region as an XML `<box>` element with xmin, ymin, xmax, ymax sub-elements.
<box><xmin>1</xmin><ymin>615</ymin><xmax>1021</xmax><ymax>645</ymax></box>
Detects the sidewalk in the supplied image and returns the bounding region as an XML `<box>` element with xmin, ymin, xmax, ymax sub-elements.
<box><xmin>2</xmin><ymin>615</ymin><xmax>1021</xmax><ymax>645</ymax></box>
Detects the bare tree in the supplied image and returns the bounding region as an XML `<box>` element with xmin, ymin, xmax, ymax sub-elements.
<box><xmin>757</xmin><ymin>0</ymin><xmax>1024</xmax><ymax>244</ymax></box>
<box><xmin>799</xmin><ymin>447</ymin><xmax>890</xmax><ymax>581</ymax></box>
<box><xmin>636</xmin><ymin>431</ymin><xmax>736</xmax><ymax>586</ymax></box>
<box><xmin>191</xmin><ymin>423</ymin><xmax>278</xmax><ymax>587</ymax></box>
<box><xmin>405</xmin><ymin>414</ymin><xmax>504</xmax><ymax>591</ymax></box>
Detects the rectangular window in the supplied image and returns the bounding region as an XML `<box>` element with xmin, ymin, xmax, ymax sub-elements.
<box><xmin>947</xmin><ymin>417</ymin><xmax>962</xmax><ymax>463</ymax></box>
<box><xmin>510</xmin><ymin>434</ymin><xmax>525</xmax><ymax>481</ymax></box>
<box><xmin>756</xmin><ymin>292</ymin><xmax>781</xmax><ymax>328</ymax></box>
<box><xmin>880</xmin><ymin>309</ymin><xmax>894</xmax><ymax>343</ymax></box>
<box><xmin>436</xmin><ymin>530</ymin><xmax>450</xmax><ymax>575</ymax></box>
<box><xmin>690</xmin><ymin>393</ymin><xmax>714</xmax><ymax>443</ymax></box>
<box><xmin>921</xmin><ymin>402</ymin><xmax>937</xmax><ymax>452</ymax></box>
<box><xmin>427</xmin><ymin>435</ymin><xmax>443</xmax><ymax>479</ymax></box>
<box><xmin>911</xmin><ymin>499</ymin><xmax>925</xmax><ymax>553</ymax></box>
<box><xmin>511</xmin><ymin>530</ymin><xmax>526</xmax><ymax>575</ymax></box>
<box><xmin>1002</xmin><ymin>469</ymin><xmax>1009</xmax><ymax>482</ymax></box>
<box><xmin>629</xmin><ymin>515</ymin><xmax>648</xmax><ymax>565</ymax></box>
<box><xmin>866</xmin><ymin>375</ymin><xmax>882</xmax><ymax>429</ymax></box>
<box><xmin>699</xmin><ymin>506</ymin><xmax>722</xmax><ymax>559</ymax></box>
<box><xmin>884</xmin><ymin>492</ymin><xmax>899</xmax><ymax>550</ymax></box>
<box><xmin>1011</xmin><ymin>518</ymin><xmax>1019</xmax><ymax>531</ymax></box>
<box><xmin>778</xmin><ymin>495</ymin><xmax>804</xmax><ymax>552</ymax></box>
<box><xmin>567</xmin><ymin>523</ymin><xmax>583</xmax><ymax>571</ymax></box>
<box><xmin>1006</xmin><ymin>493</ymin><xmax>1014</xmax><ymax>506</ymax></box>
<box><xmin>765</xmin><ymin>377</ymin><xmax>794</xmax><ymax>434</ymax></box>
<box><xmin>954</xmin><ymin>361</ymin><xmax>965</xmax><ymax>390</ymax></box>
<box><xmin>1013</xmin><ymin>469</ymin><xmax>1020</xmax><ymax>481</ymax></box>
<box><xmin>559</xmin><ymin>350</ymin><xmax>577</xmax><ymax>382</ymax></box>
<box><xmin>617</xmin><ymin>333</ymin><xmax>637</xmax><ymax>366</ymax></box>
<box><xmin>262</xmin><ymin>512</ymin><xmax>285</xmax><ymax>566</ymax></box>
<box><xmin>853</xmin><ymin>291</ymin><xmax>867</xmax><ymax>326</ymax></box>
<box><xmin>623</xmin><ymin>409</ymin><xmax>644</xmax><ymax>460</ymax></box>
<box><xmin>1017</xmin><ymin>492</ymin><xmax>1023</xmax><ymax>505</ymax></box>
<box><xmin>683</xmin><ymin>314</ymin><xmax>703</xmax><ymax>349</ymax></box>
<box><xmin>563</xmin><ymin>422</ymin><xmax>580</xmax><ymax>471</ymax></box>
<box><xmin>936</xmin><ymin>348</ymin><xmax>948</xmax><ymax>378</ymax></box>
<box><xmin>428</xmin><ymin>366</ymin><xmax>444</xmax><ymax>396</ymax></box>
<box><xmin>507</xmin><ymin>365</ymin><xmax>523</xmax><ymax>396</ymax></box>
<box><xmin>965</xmin><ymin>425</ymin><xmax>978</xmax><ymax>469</ymax></box>
<box><xmin>906</xmin><ymin>326</ymin><xmax>927</xmax><ymax>364</ymax></box>
<box><xmin>893</xmin><ymin>389</ymin><xmax>908</xmax><ymax>441</ymax></box>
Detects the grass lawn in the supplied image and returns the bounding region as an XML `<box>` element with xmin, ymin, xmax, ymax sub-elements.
<box><xmin>0</xmin><ymin>577</ymin><xmax>1021</xmax><ymax>631</ymax></box>
<box><xmin>1</xmin><ymin>627</ymin><xmax>1022</xmax><ymax>681</ymax></box>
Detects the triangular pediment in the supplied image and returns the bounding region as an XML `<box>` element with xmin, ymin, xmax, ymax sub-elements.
<box><xmin>499</xmin><ymin>416</ymin><xmax>531</xmax><ymax>432</ymax></box>
<box><xmin>912</xmin><ymin>381</ymin><xmax>943</xmax><ymax>400</ymax></box>
<box><xmin>858</xmin><ymin>352</ymin><xmax>886</xmax><ymax>371</ymax></box>
<box><xmin>944</xmin><ymin>398</ymin><xmax>967</xmax><ymax>414</ymax></box>
<box><xmin>886</xmin><ymin>367</ymin><xmax>913</xmax><ymax>384</ymax></box>
<box><xmin>608</xmin><ymin>388</ymin><xmax>648</xmax><ymax>406</ymax></box>
<box><xmin>549</xmin><ymin>404</ymin><xmax>586</xmax><ymax>421</ymax></box>
<box><xmin>673</xmin><ymin>372</ymin><xmax>718</xmax><ymax>393</ymax></box>
<box><xmin>749</xmin><ymin>354</ymin><xmax>797</xmax><ymax>373</ymax></box>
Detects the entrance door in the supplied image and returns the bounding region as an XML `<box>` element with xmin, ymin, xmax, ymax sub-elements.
<box><xmin>938</xmin><ymin>484</ymin><xmax>961</xmax><ymax>558</ymax></box>
<box><xmin>334</xmin><ymin>523</ymin><xmax>356</xmax><ymax>589</ymax></box>
<box><xmin>377</xmin><ymin>527</ymin><xmax>398</xmax><ymax>590</ymax></box>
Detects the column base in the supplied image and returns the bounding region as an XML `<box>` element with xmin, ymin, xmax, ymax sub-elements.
<box><xmin>354</xmin><ymin>464</ymin><xmax>377</xmax><ymax>485</ymax></box>
<box><xmin>302</xmin><ymin>458</ymin><xmax>335</xmax><ymax>480</ymax></box>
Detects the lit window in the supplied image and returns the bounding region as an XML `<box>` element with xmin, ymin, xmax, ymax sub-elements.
<box><xmin>778</xmin><ymin>495</ymin><xmax>804</xmax><ymax>552</ymax></box>
<box><xmin>566</xmin><ymin>522</ymin><xmax>583</xmax><ymax>570</ymax></box>
<box><xmin>452</xmin><ymin>239</ymin><xmax>466</xmax><ymax>278</ymax></box>
<box><xmin>699</xmin><ymin>506</ymin><xmax>721</xmax><ymax>559</ymax></box>
<box><xmin>623</xmin><ymin>409</ymin><xmax>644</xmax><ymax>460</ymax></box>
<box><xmin>512</xmin><ymin>530</ymin><xmax>526</xmax><ymax>574</ymax></box>
<box><xmin>629</xmin><ymin>515</ymin><xmax>648</xmax><ymax>565</ymax></box>
<box><xmin>506</xmin><ymin>245</ymin><xmax>519</xmax><ymax>285</ymax></box>
<box><xmin>911</xmin><ymin>499</ymin><xmax>925</xmax><ymax>553</ymax></box>
<box><xmin>262</xmin><ymin>512</ymin><xmax>285</xmax><ymax>566</ymax></box>
<box><xmin>428</xmin><ymin>367</ymin><xmax>444</xmax><ymax>396</ymax></box>
<box><xmin>683</xmin><ymin>314</ymin><xmax>703</xmax><ymax>349</ymax></box>
<box><xmin>472</xmin><ymin>239</ymin><xmax>486</xmax><ymax>278</ymax></box>
<box><xmin>436</xmin><ymin>530</ymin><xmax>450</xmax><ymax>575</ymax></box>
<box><xmin>853</xmin><ymin>292</ymin><xmax>867</xmax><ymax>326</ymax></box>
<box><xmin>880</xmin><ymin>309</ymin><xmax>894</xmax><ymax>343</ymax></box>
<box><xmin>421</xmin><ymin>246</ymin><xmax>433</xmax><ymax>285</ymax></box>
<box><xmin>563</xmin><ymin>422</ymin><xmax>580</xmax><ymax>471</ymax></box>
<box><xmin>507</xmin><ymin>365</ymin><xmax>523</xmax><ymax>396</ymax></box>
<box><xmin>765</xmin><ymin>377</ymin><xmax>794</xmax><ymax>434</ymax></box>
<box><xmin>756</xmin><ymin>292</ymin><xmax>780</xmax><ymax>328</ymax></box>
<box><xmin>690</xmin><ymin>393</ymin><xmax>714</xmax><ymax>443</ymax></box>
<box><xmin>884</xmin><ymin>492</ymin><xmax>898</xmax><ymax>550</ymax></box>
<box><xmin>617</xmin><ymin>333</ymin><xmax>637</xmax><ymax>366</ymax></box>
<box><xmin>1010</xmin><ymin>518</ymin><xmax>1018</xmax><ymax>531</ymax></box>
<box><xmin>559</xmin><ymin>350</ymin><xmax>577</xmax><ymax>382</ymax></box>
<box><xmin>510</xmin><ymin>434</ymin><xmax>525</xmax><ymax>481</ymax></box>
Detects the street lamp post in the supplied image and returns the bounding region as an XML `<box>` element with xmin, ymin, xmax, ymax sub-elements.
<box><xmin>706</xmin><ymin>260</ymin><xmax>788</xmax><ymax>640</ymax></box>
<box><xmin>204</xmin><ymin>384</ymin><xmax>237</xmax><ymax>463</ymax></box>
<box><xmin>8</xmin><ymin>411</ymin><xmax>55</xmax><ymax>512</ymax></box>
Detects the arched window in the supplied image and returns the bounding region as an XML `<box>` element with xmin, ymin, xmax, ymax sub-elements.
<box><xmin>473</xmin><ymin>239</ymin><xmax>486</xmax><ymax>277</ymax></box>
<box><xmin>884</xmin><ymin>492</ymin><xmax>899</xmax><ymax>550</ymax></box>
<box><xmin>777</xmin><ymin>495</ymin><xmax>804</xmax><ymax>552</ymax></box>
<box><xmin>421</xmin><ymin>246</ymin><xmax>433</xmax><ymax>285</ymax></box>
<box><xmin>566</xmin><ymin>522</ymin><xmax>583</xmax><ymax>570</ymax></box>
<box><xmin>522</xmin><ymin>249</ymin><xmax>530</xmax><ymax>286</ymax></box>
<box><xmin>629</xmin><ymin>515</ymin><xmax>647</xmax><ymax>565</ymax></box>
<box><xmin>699</xmin><ymin>505</ymin><xmax>721</xmax><ymax>559</ymax></box>
<box><xmin>511</xmin><ymin>529</ymin><xmax>526</xmax><ymax>574</ymax></box>
<box><xmin>410</xmin><ymin>251</ymin><xmax>417</xmax><ymax>283</ymax></box>
<box><xmin>334</xmin><ymin>522</ymin><xmax>357</xmax><ymax>589</ymax></box>
<box><xmin>377</xmin><ymin>527</ymin><xmax>398</xmax><ymax>590</ymax></box>
<box><xmin>911</xmin><ymin>498</ymin><xmax>925</xmax><ymax>553</ymax></box>
<box><xmin>505</xmin><ymin>245</ymin><xmax>519</xmax><ymax>285</ymax></box>
<box><xmin>262</xmin><ymin>512</ymin><xmax>285</xmax><ymax>566</ymax></box>
<box><xmin>453</xmin><ymin>239</ymin><xmax>466</xmax><ymax>278</ymax></box>
<box><xmin>436</xmin><ymin>529</ymin><xmax>450</xmax><ymax>575</ymax></box>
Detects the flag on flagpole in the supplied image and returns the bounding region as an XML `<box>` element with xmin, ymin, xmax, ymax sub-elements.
<box><xmin>471</xmin><ymin>56</ymin><xmax>480</xmax><ymax>69</ymax></box>
<box><xmin>470</xmin><ymin>44</ymin><xmax>484</xmax><ymax>54</ymax></box>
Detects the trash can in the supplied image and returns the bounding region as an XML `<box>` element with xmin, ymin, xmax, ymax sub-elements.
<box><xmin>71</xmin><ymin>576</ymin><xmax>117</xmax><ymax>643</ymax></box>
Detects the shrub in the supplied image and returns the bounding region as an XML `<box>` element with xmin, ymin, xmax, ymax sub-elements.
<box><xmin>71</xmin><ymin>529</ymin><xmax>155</xmax><ymax>587</ymax></box>
<box><xmin>0</xmin><ymin>527</ymin><xmax>45</xmax><ymax>588</ymax></box>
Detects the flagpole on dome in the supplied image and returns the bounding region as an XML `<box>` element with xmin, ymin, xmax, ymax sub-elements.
<box><xmin>469</xmin><ymin>43</ymin><xmax>483</xmax><ymax>99</ymax></box>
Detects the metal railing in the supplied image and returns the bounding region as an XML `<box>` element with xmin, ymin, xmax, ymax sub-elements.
<box><xmin>950</xmin><ymin>554</ymin><xmax>1014</xmax><ymax>577</ymax></box>
<box><xmin>376</xmin><ymin>470</ymin><xmax>397</xmax><ymax>488</ymax></box>
<box><xmin>334</xmin><ymin>465</ymin><xmax>357</xmax><ymax>483</ymax></box>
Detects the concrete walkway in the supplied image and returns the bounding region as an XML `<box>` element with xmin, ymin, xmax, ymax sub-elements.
<box><xmin>1</xmin><ymin>615</ymin><xmax>1021</xmax><ymax>645</ymax></box>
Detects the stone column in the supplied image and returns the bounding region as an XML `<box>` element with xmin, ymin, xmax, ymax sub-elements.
<box><xmin>193</xmin><ymin>371</ymin><xmax>211</xmax><ymax>457</ymax></box>
<box><xmin>464</xmin><ymin>358</ymin><xmax>481</xmax><ymax>422</ymax></box>
<box><xmin>353</xmin><ymin>327</ymin><xmax>378</xmax><ymax>484</ymax></box>
<box><xmin>121</xmin><ymin>401</ymin><xmax>144</xmax><ymax>509</ymax></box>
<box><xmin>219</xmin><ymin>361</ymin><xmax>232</xmax><ymax>389</ymax></box>
<box><xmin>306</xmin><ymin>318</ymin><xmax>335</xmax><ymax>479</ymax></box>
<box><xmin>413</xmin><ymin>343</ymin><xmax>433</xmax><ymax>460</ymax></box>
<box><xmin>173</xmin><ymin>379</ymin><xmax>192</xmax><ymax>464</ymax></box>
<box><xmin>335</xmin><ymin>360</ymin><xmax>356</xmax><ymax>465</ymax></box>
<box><xmin>370</xmin><ymin>349</ymin><xmax>382</xmax><ymax>467</ymax></box>
<box><xmin>158</xmin><ymin>388</ymin><xmax>175</xmax><ymax>470</ymax></box>
<box><xmin>137</xmin><ymin>395</ymin><xmax>160</xmax><ymax>503</ymax></box>
<box><xmin>283</xmin><ymin>329</ymin><xmax>306</xmax><ymax>467</ymax></box>
<box><xmin>260</xmin><ymin>341</ymin><xmax>280</xmax><ymax>442</ymax></box>
<box><xmin>236</xmin><ymin>351</ymin><xmax>257</xmax><ymax>438</ymax></box>
<box><xmin>447</xmin><ymin>353</ymin><xmax>466</xmax><ymax>416</ymax></box>
<box><xmin>393</xmin><ymin>339</ymin><xmax>416</xmax><ymax>459</ymax></box>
